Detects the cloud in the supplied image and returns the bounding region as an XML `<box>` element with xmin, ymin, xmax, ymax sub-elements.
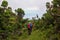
<box><xmin>0</xmin><ymin>0</ymin><xmax>52</xmax><ymax>19</ymax></box>
<box><xmin>24</xmin><ymin>7</ymin><xmax>39</xmax><ymax>11</ymax></box>
<box><xmin>6</xmin><ymin>0</ymin><xmax>52</xmax><ymax>9</ymax></box>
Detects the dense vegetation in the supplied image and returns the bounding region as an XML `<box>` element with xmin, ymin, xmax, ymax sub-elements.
<box><xmin>0</xmin><ymin>0</ymin><xmax>60</xmax><ymax>40</ymax></box>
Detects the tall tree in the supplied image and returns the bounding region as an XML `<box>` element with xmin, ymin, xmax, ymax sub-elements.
<box><xmin>15</xmin><ymin>8</ymin><xmax>25</xmax><ymax>30</ymax></box>
<box><xmin>1</xmin><ymin>0</ymin><xmax>8</xmax><ymax>8</ymax></box>
<box><xmin>52</xmin><ymin>0</ymin><xmax>60</xmax><ymax>33</ymax></box>
<box><xmin>15</xmin><ymin>8</ymin><xmax>25</xmax><ymax>19</ymax></box>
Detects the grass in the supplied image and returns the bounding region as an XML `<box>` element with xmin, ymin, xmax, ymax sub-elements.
<box><xmin>18</xmin><ymin>29</ymin><xmax>48</xmax><ymax>40</ymax></box>
<box><xmin>18</xmin><ymin>28</ymin><xmax>60</xmax><ymax>40</ymax></box>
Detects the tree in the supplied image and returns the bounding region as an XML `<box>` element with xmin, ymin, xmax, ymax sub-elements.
<box><xmin>1</xmin><ymin>0</ymin><xmax>8</xmax><ymax>8</ymax></box>
<box><xmin>41</xmin><ymin>0</ymin><xmax>60</xmax><ymax>40</ymax></box>
<box><xmin>46</xmin><ymin>2</ymin><xmax>50</xmax><ymax>9</ymax></box>
<box><xmin>0</xmin><ymin>0</ymin><xmax>18</xmax><ymax>40</ymax></box>
<box><xmin>15</xmin><ymin>8</ymin><xmax>25</xmax><ymax>19</ymax></box>
<box><xmin>15</xmin><ymin>8</ymin><xmax>25</xmax><ymax>31</ymax></box>
<box><xmin>52</xmin><ymin>0</ymin><xmax>60</xmax><ymax>35</ymax></box>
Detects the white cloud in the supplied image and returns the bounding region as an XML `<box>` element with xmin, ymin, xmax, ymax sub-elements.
<box><xmin>6</xmin><ymin>0</ymin><xmax>52</xmax><ymax>9</ymax></box>
<box><xmin>24</xmin><ymin>7</ymin><xmax>39</xmax><ymax>10</ymax></box>
<box><xmin>0</xmin><ymin>0</ymin><xmax>52</xmax><ymax>19</ymax></box>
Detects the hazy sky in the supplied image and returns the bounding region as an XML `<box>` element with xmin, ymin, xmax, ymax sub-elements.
<box><xmin>0</xmin><ymin>0</ymin><xmax>52</xmax><ymax>19</ymax></box>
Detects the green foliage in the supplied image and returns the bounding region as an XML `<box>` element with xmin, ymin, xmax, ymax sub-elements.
<box><xmin>0</xmin><ymin>0</ymin><xmax>25</xmax><ymax>40</ymax></box>
<box><xmin>15</xmin><ymin>8</ymin><xmax>25</xmax><ymax>19</ymax></box>
<box><xmin>46</xmin><ymin>2</ymin><xmax>50</xmax><ymax>8</ymax></box>
<box><xmin>1</xmin><ymin>0</ymin><xmax>8</xmax><ymax>7</ymax></box>
<box><xmin>52</xmin><ymin>0</ymin><xmax>60</xmax><ymax>7</ymax></box>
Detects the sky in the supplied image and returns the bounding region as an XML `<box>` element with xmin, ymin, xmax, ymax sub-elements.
<box><xmin>0</xmin><ymin>0</ymin><xmax>52</xmax><ymax>19</ymax></box>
